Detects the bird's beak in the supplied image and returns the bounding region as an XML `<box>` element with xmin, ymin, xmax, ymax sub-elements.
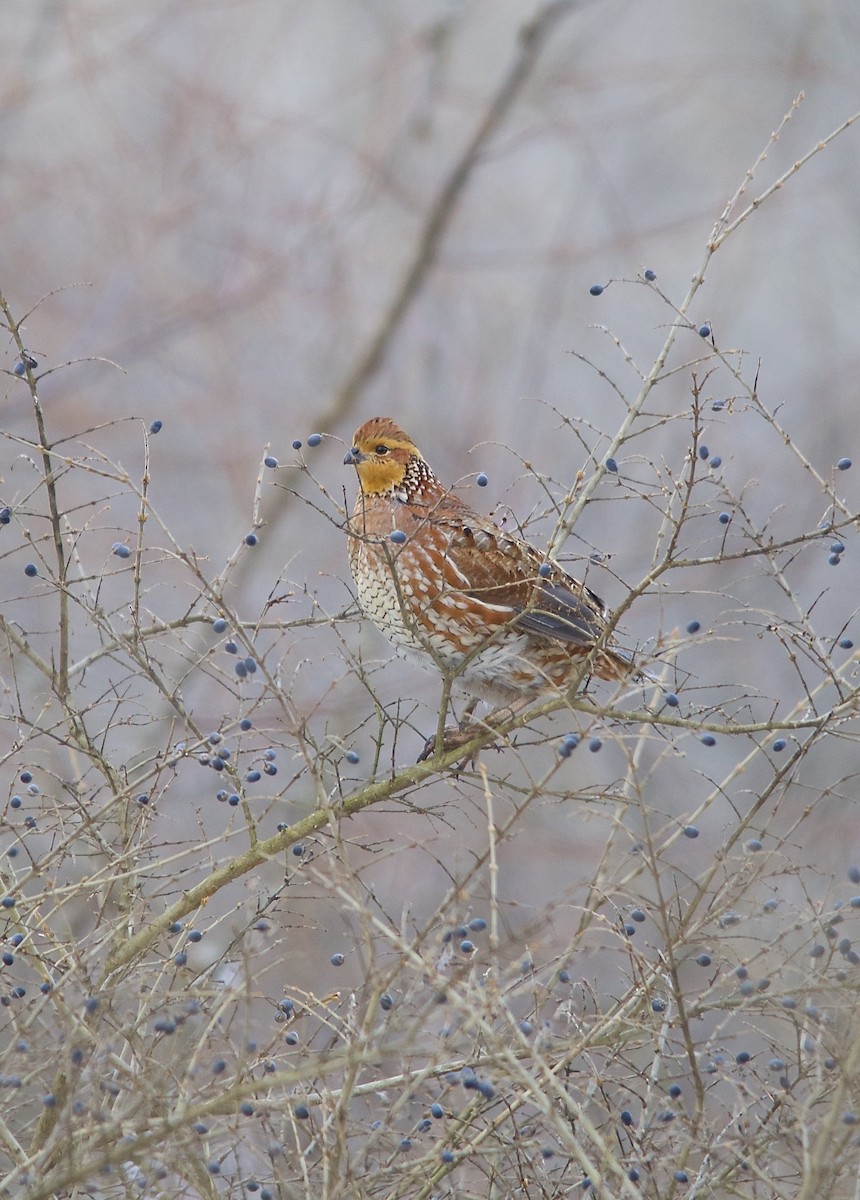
<box><xmin>343</xmin><ymin>446</ymin><xmax>365</xmax><ymax>466</ymax></box>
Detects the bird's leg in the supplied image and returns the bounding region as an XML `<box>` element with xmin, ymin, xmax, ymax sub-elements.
<box><xmin>418</xmin><ymin>694</ymin><xmax>520</xmax><ymax>764</ymax></box>
<box><xmin>420</xmin><ymin>679</ymin><xmax>476</xmax><ymax>762</ymax></box>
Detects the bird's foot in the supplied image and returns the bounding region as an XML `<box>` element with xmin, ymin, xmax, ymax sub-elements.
<box><xmin>417</xmin><ymin>722</ymin><xmax>498</xmax><ymax>766</ymax></box>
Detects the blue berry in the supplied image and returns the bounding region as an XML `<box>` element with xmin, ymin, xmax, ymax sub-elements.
<box><xmin>292</xmin><ymin>844</ymin><xmax>303</xmax><ymax>857</ymax></box>
<box><xmin>538</xmin><ymin>562</ymin><xmax>551</xmax><ymax>578</ymax></box>
<box><xmin>848</xmin><ymin>865</ymin><xmax>860</xmax><ymax>883</ymax></box>
<box><xmin>430</xmin><ymin>1102</ymin><xmax>444</xmax><ymax>1118</ymax></box>
<box><xmin>345</xmin><ymin>750</ymin><xmax>360</xmax><ymax>764</ymax></box>
<box><xmin>736</xmin><ymin>1050</ymin><xmax>750</xmax><ymax>1063</ymax></box>
<box><xmin>264</xmin><ymin>456</ymin><xmax>278</xmax><ymax>469</ymax></box>
<box><xmin>149</xmin><ymin>420</ymin><xmax>162</xmax><ymax>434</ymax></box>
<box><xmin>589</xmin><ymin>283</ymin><xmax>604</xmax><ymax>296</ymax></box>
<box><xmin>330</xmin><ymin>953</ymin><xmax>344</xmax><ymax>966</ymax></box>
<box><xmin>24</xmin><ymin>563</ymin><xmax>37</xmax><ymax>577</ymax></box>
<box><xmin>228</xmin><ymin>794</ymin><xmax>240</xmax><ymax>806</ymax></box>
<box><xmin>700</xmin><ymin>733</ymin><xmax>716</xmax><ymax>746</ymax></box>
<box><xmin>10</xmin><ymin>796</ymin><xmax>21</xmax><ymax>809</ymax></box>
<box><xmin>558</xmin><ymin>969</ymin><xmax>570</xmax><ymax>982</ymax></box>
<box><xmin>718</xmin><ymin>512</ymin><xmax>730</xmax><ymax>524</ymax></box>
<box><xmin>292</xmin><ymin>439</ymin><xmax>302</xmax><ymax>450</ymax></box>
<box><xmin>469</xmin><ymin>917</ymin><xmax>487</xmax><ymax>931</ymax></box>
<box><xmin>235</xmin><ymin>661</ymin><xmax>248</xmax><ymax>678</ymax></box>
<box><xmin>696</xmin><ymin>953</ymin><xmax>711</xmax><ymax>966</ymax></box>
<box><xmin>605</xmin><ymin>457</ymin><xmax>618</xmax><ymax>473</ymax></box>
<box><xmin>588</xmin><ymin>737</ymin><xmax>602</xmax><ymax>752</ymax></box>
<box><xmin>631</xmin><ymin>909</ymin><xmax>646</xmax><ymax>923</ymax></box>
<box><xmin>559</xmin><ymin>732</ymin><xmax>579</xmax><ymax>755</ymax></box>
<box><xmin>460</xmin><ymin>940</ymin><xmax>474</xmax><ymax>953</ymax></box>
<box><xmin>244</xmin><ymin>657</ymin><xmax>257</xmax><ymax>673</ymax></box>
<box><xmin>665</xmin><ymin>692</ymin><xmax>679</xmax><ymax>707</ymax></box>
<box><xmin>837</xmin><ymin>458</ymin><xmax>852</xmax><ymax>470</ymax></box>
<box><xmin>698</xmin><ymin>445</ymin><xmax>709</xmax><ymax>460</ymax></box>
<box><xmin>246</xmin><ymin>770</ymin><xmax>261</xmax><ymax>782</ymax></box>
<box><xmin>212</xmin><ymin>617</ymin><xmax>227</xmax><ymax>633</ymax></box>
<box><xmin>620</xmin><ymin>1109</ymin><xmax>634</xmax><ymax>1126</ymax></box>
<box><xmin>644</xmin><ymin>269</ymin><xmax>656</xmax><ymax>281</ymax></box>
<box><xmin>112</xmin><ymin>543</ymin><xmax>131</xmax><ymax>558</ymax></box>
<box><xmin>380</xmin><ymin>992</ymin><xmax>394</xmax><ymax>1010</ymax></box>
<box><xmin>240</xmin><ymin>718</ymin><xmax>252</xmax><ymax>730</ymax></box>
<box><xmin>651</xmin><ymin>998</ymin><xmax>666</xmax><ymax>1013</ymax></box>
<box><xmin>0</xmin><ymin>507</ymin><xmax>11</xmax><ymax>524</ymax></box>
<box><xmin>709</xmin><ymin>456</ymin><xmax>722</xmax><ymax>468</ymax></box>
<box><xmin>829</xmin><ymin>553</ymin><xmax>842</xmax><ymax>566</ymax></box>
<box><xmin>263</xmin><ymin>748</ymin><xmax>276</xmax><ymax>760</ymax></box>
<box><xmin>698</xmin><ymin>324</ymin><xmax>711</xmax><ymax>338</ymax></box>
<box><xmin>476</xmin><ymin>473</ymin><xmax>488</xmax><ymax>487</ymax></box>
<box><xmin>20</xmin><ymin>771</ymin><xmax>32</xmax><ymax>783</ymax></box>
<box><xmin>839</xmin><ymin>638</ymin><xmax>853</xmax><ymax>649</ymax></box>
<box><xmin>13</xmin><ymin>361</ymin><xmax>26</xmax><ymax>376</ymax></box>
<box><xmin>225</xmin><ymin>640</ymin><xmax>238</xmax><ymax>654</ymax></box>
<box><xmin>683</xmin><ymin>825</ymin><xmax>699</xmax><ymax>838</ymax></box>
<box><xmin>390</xmin><ymin>530</ymin><xmax>407</xmax><ymax>544</ymax></box>
<box><xmin>307</xmin><ymin>433</ymin><xmax>322</xmax><ymax>447</ymax></box>
<box><xmin>245</xmin><ymin>532</ymin><xmax>258</xmax><ymax>546</ymax></box>
<box><xmin>746</xmin><ymin>839</ymin><xmax>763</xmax><ymax>852</ymax></box>
<box><xmin>188</xmin><ymin>930</ymin><xmax>203</xmax><ymax>943</ymax></box>
<box><xmin>686</xmin><ymin>620</ymin><xmax>701</xmax><ymax>633</ymax></box>
<box><xmin>831</xmin><ymin>541</ymin><xmax>846</xmax><ymax>554</ymax></box>
<box><xmin>772</xmin><ymin>738</ymin><xmax>786</xmax><ymax>752</ymax></box>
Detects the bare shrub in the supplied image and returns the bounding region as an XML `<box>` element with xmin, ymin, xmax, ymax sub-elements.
<box><xmin>2</xmin><ymin>94</ymin><xmax>860</xmax><ymax>1200</ymax></box>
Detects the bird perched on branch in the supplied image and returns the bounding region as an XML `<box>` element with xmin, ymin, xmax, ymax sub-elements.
<box><xmin>344</xmin><ymin>417</ymin><xmax>639</xmax><ymax>753</ymax></box>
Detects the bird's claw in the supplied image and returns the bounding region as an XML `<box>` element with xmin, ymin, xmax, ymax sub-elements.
<box><xmin>417</xmin><ymin>723</ymin><xmax>498</xmax><ymax>766</ymax></box>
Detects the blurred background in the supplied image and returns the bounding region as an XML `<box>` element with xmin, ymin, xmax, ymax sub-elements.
<box><xmin>2</xmin><ymin>0</ymin><xmax>860</xmax><ymax>1006</ymax></box>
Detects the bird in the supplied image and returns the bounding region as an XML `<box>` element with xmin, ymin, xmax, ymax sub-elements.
<box><xmin>343</xmin><ymin>416</ymin><xmax>639</xmax><ymax>754</ymax></box>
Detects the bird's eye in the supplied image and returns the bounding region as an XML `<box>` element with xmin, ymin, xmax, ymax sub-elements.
<box><xmin>375</xmin><ymin>444</ymin><xmax>390</xmax><ymax>455</ymax></box>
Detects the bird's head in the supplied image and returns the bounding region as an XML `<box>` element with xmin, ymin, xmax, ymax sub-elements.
<box><xmin>343</xmin><ymin>417</ymin><xmax>426</xmax><ymax>497</ymax></box>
